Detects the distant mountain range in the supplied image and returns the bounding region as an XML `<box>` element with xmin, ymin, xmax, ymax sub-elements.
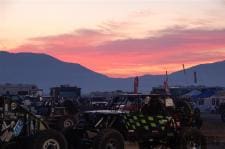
<box><xmin>0</xmin><ymin>51</ymin><xmax>225</xmax><ymax>93</ymax></box>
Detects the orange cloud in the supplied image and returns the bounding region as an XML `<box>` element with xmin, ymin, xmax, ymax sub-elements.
<box><xmin>12</xmin><ymin>28</ymin><xmax>225</xmax><ymax>77</ymax></box>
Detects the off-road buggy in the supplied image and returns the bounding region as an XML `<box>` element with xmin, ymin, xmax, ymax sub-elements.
<box><xmin>39</xmin><ymin>97</ymin><xmax>79</xmax><ymax>131</ymax></box>
<box><xmin>0</xmin><ymin>96</ymin><xmax>67</xmax><ymax>149</ymax></box>
<box><xmin>64</xmin><ymin>94</ymin><xmax>206</xmax><ymax>149</ymax></box>
<box><xmin>108</xmin><ymin>94</ymin><xmax>202</xmax><ymax>128</ymax></box>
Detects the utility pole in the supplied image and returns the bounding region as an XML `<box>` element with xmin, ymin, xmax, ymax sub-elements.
<box><xmin>134</xmin><ymin>76</ymin><xmax>139</xmax><ymax>94</ymax></box>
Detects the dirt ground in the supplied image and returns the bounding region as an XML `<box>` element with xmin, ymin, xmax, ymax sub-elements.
<box><xmin>125</xmin><ymin>113</ymin><xmax>225</xmax><ymax>149</ymax></box>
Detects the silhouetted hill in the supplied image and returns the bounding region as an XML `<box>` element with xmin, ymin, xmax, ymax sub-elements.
<box><xmin>0</xmin><ymin>51</ymin><xmax>224</xmax><ymax>93</ymax></box>
<box><xmin>169</xmin><ymin>60</ymin><xmax>225</xmax><ymax>87</ymax></box>
<box><xmin>0</xmin><ymin>52</ymin><xmax>133</xmax><ymax>92</ymax></box>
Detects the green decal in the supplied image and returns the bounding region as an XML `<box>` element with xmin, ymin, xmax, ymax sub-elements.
<box><xmin>139</xmin><ymin>114</ymin><xmax>144</xmax><ymax>118</ymax></box>
<box><xmin>148</xmin><ymin>116</ymin><xmax>154</xmax><ymax>121</ymax></box>
<box><xmin>133</xmin><ymin>116</ymin><xmax>138</xmax><ymax>120</ymax></box>
<box><xmin>159</xmin><ymin>120</ymin><xmax>164</xmax><ymax>125</ymax></box>
<box><xmin>150</xmin><ymin>123</ymin><xmax>157</xmax><ymax>127</ymax></box>
<box><xmin>136</xmin><ymin>122</ymin><xmax>141</xmax><ymax>127</ymax></box>
<box><xmin>144</xmin><ymin>126</ymin><xmax>149</xmax><ymax>130</ymax></box>
<box><xmin>157</xmin><ymin>115</ymin><xmax>163</xmax><ymax>119</ymax></box>
<box><xmin>129</xmin><ymin>119</ymin><xmax>134</xmax><ymax>123</ymax></box>
<box><xmin>123</xmin><ymin>116</ymin><xmax>127</xmax><ymax>120</ymax></box>
<box><xmin>141</xmin><ymin>119</ymin><xmax>147</xmax><ymax>124</ymax></box>
<box><xmin>159</xmin><ymin>119</ymin><xmax>167</xmax><ymax>125</ymax></box>
<box><xmin>126</xmin><ymin>122</ymin><xmax>130</xmax><ymax>126</ymax></box>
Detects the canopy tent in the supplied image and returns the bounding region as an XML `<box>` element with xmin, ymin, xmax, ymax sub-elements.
<box><xmin>182</xmin><ymin>90</ymin><xmax>202</xmax><ymax>98</ymax></box>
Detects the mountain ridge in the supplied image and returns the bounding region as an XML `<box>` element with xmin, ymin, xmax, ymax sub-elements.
<box><xmin>0</xmin><ymin>51</ymin><xmax>224</xmax><ymax>93</ymax></box>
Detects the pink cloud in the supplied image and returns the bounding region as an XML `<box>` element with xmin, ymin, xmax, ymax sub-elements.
<box><xmin>29</xmin><ymin>29</ymin><xmax>114</xmax><ymax>50</ymax></box>
<box><xmin>12</xmin><ymin>28</ymin><xmax>225</xmax><ymax>77</ymax></box>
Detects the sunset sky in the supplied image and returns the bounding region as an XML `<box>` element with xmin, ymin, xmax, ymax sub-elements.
<box><xmin>1</xmin><ymin>0</ymin><xmax>225</xmax><ymax>77</ymax></box>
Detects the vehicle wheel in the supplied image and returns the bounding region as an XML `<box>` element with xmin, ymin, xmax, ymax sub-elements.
<box><xmin>28</xmin><ymin>129</ymin><xmax>68</xmax><ymax>149</ymax></box>
<box><xmin>63</xmin><ymin>128</ymin><xmax>85</xmax><ymax>149</ymax></box>
<box><xmin>180</xmin><ymin>128</ymin><xmax>206</xmax><ymax>149</ymax></box>
<box><xmin>93</xmin><ymin>129</ymin><xmax>124</xmax><ymax>149</ymax></box>
<box><xmin>0</xmin><ymin>144</ymin><xmax>9</xmax><ymax>149</ymax></box>
<box><xmin>221</xmin><ymin>112</ymin><xmax>225</xmax><ymax>122</ymax></box>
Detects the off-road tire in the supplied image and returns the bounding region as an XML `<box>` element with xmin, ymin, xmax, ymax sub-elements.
<box><xmin>63</xmin><ymin>128</ymin><xmax>85</xmax><ymax>149</ymax></box>
<box><xmin>27</xmin><ymin>129</ymin><xmax>68</xmax><ymax>149</ymax></box>
<box><xmin>93</xmin><ymin>129</ymin><xmax>124</xmax><ymax>149</ymax></box>
<box><xmin>179</xmin><ymin>128</ymin><xmax>206</xmax><ymax>149</ymax></box>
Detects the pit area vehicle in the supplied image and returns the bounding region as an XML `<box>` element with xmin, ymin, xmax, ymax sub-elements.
<box><xmin>109</xmin><ymin>94</ymin><xmax>202</xmax><ymax>128</ymax></box>
<box><xmin>65</xmin><ymin>94</ymin><xmax>206</xmax><ymax>149</ymax></box>
<box><xmin>108</xmin><ymin>94</ymin><xmax>145</xmax><ymax>111</ymax></box>
<box><xmin>0</xmin><ymin>96</ymin><xmax>67</xmax><ymax>149</ymax></box>
<box><xmin>89</xmin><ymin>97</ymin><xmax>109</xmax><ymax>110</ymax></box>
<box><xmin>39</xmin><ymin>97</ymin><xmax>80</xmax><ymax>131</ymax></box>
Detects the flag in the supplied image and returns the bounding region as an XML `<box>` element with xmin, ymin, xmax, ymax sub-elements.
<box><xmin>166</xmin><ymin>70</ymin><xmax>168</xmax><ymax>82</ymax></box>
<box><xmin>182</xmin><ymin>64</ymin><xmax>186</xmax><ymax>74</ymax></box>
